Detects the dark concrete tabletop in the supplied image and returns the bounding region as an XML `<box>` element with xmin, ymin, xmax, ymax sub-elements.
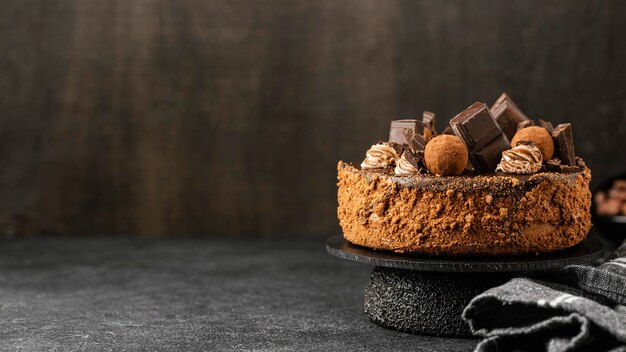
<box><xmin>0</xmin><ymin>237</ymin><xmax>477</xmax><ymax>351</ymax></box>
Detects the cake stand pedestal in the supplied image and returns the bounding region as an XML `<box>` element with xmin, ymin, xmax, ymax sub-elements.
<box><xmin>326</xmin><ymin>234</ymin><xmax>604</xmax><ymax>337</ymax></box>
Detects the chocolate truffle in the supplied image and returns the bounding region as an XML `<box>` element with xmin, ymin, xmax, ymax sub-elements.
<box><xmin>424</xmin><ymin>135</ymin><xmax>468</xmax><ymax>176</ymax></box>
<box><xmin>511</xmin><ymin>126</ymin><xmax>554</xmax><ymax>161</ymax></box>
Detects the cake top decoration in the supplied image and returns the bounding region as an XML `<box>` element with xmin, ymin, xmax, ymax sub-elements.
<box><xmin>394</xmin><ymin>152</ymin><xmax>420</xmax><ymax>176</ymax></box>
<box><xmin>358</xmin><ymin>92</ymin><xmax>579</xmax><ymax>177</ymax></box>
<box><xmin>449</xmin><ymin>102</ymin><xmax>510</xmax><ymax>172</ymax></box>
<box><xmin>422</xmin><ymin>111</ymin><xmax>436</xmax><ymax>139</ymax></box>
<box><xmin>511</xmin><ymin>126</ymin><xmax>554</xmax><ymax>161</ymax></box>
<box><xmin>424</xmin><ymin>135</ymin><xmax>468</xmax><ymax>176</ymax></box>
<box><xmin>361</xmin><ymin>143</ymin><xmax>398</xmax><ymax>170</ymax></box>
<box><xmin>496</xmin><ymin>142</ymin><xmax>543</xmax><ymax>174</ymax></box>
<box><xmin>490</xmin><ymin>93</ymin><xmax>531</xmax><ymax>141</ymax></box>
<box><xmin>389</xmin><ymin>119</ymin><xmax>427</xmax><ymax>151</ymax></box>
<box><xmin>553</xmin><ymin>123</ymin><xmax>576</xmax><ymax>166</ymax></box>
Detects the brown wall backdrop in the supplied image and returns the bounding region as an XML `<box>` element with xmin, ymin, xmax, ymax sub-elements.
<box><xmin>1</xmin><ymin>0</ymin><xmax>626</xmax><ymax>237</ymax></box>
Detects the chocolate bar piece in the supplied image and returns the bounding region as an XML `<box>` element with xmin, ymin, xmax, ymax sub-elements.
<box><xmin>404</xmin><ymin>149</ymin><xmax>424</xmax><ymax>170</ymax></box>
<box><xmin>411</xmin><ymin>134</ymin><xmax>427</xmax><ymax>151</ymax></box>
<box><xmin>386</xmin><ymin>141</ymin><xmax>404</xmax><ymax>156</ymax></box>
<box><xmin>422</xmin><ymin>111</ymin><xmax>436</xmax><ymax>134</ymax></box>
<box><xmin>389</xmin><ymin>119</ymin><xmax>426</xmax><ymax>151</ymax></box>
<box><xmin>544</xmin><ymin>158</ymin><xmax>562</xmax><ymax>171</ymax></box>
<box><xmin>442</xmin><ymin>126</ymin><xmax>454</xmax><ymax>135</ymax></box>
<box><xmin>517</xmin><ymin>120</ymin><xmax>534</xmax><ymax>131</ymax></box>
<box><xmin>490</xmin><ymin>93</ymin><xmax>530</xmax><ymax>141</ymax></box>
<box><xmin>450</xmin><ymin>102</ymin><xmax>511</xmax><ymax>172</ymax></box>
<box><xmin>552</xmin><ymin>123</ymin><xmax>576</xmax><ymax>166</ymax></box>
<box><xmin>539</xmin><ymin>119</ymin><xmax>554</xmax><ymax>134</ymax></box>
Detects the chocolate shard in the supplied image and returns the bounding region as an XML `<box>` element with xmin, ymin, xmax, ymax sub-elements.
<box><xmin>389</xmin><ymin>119</ymin><xmax>426</xmax><ymax>150</ymax></box>
<box><xmin>422</xmin><ymin>111</ymin><xmax>436</xmax><ymax>135</ymax></box>
<box><xmin>450</xmin><ymin>102</ymin><xmax>511</xmax><ymax>172</ymax></box>
<box><xmin>386</xmin><ymin>141</ymin><xmax>404</xmax><ymax>156</ymax></box>
<box><xmin>517</xmin><ymin>120</ymin><xmax>534</xmax><ymax>131</ymax></box>
<box><xmin>552</xmin><ymin>123</ymin><xmax>576</xmax><ymax>166</ymax></box>
<box><xmin>404</xmin><ymin>149</ymin><xmax>424</xmax><ymax>170</ymax></box>
<box><xmin>442</xmin><ymin>126</ymin><xmax>454</xmax><ymax>135</ymax></box>
<box><xmin>409</xmin><ymin>133</ymin><xmax>427</xmax><ymax>152</ymax></box>
<box><xmin>539</xmin><ymin>119</ymin><xmax>554</xmax><ymax>134</ymax></box>
<box><xmin>544</xmin><ymin>158</ymin><xmax>562</xmax><ymax>171</ymax></box>
<box><xmin>490</xmin><ymin>93</ymin><xmax>530</xmax><ymax>141</ymax></box>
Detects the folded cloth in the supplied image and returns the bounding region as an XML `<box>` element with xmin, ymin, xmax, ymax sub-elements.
<box><xmin>463</xmin><ymin>241</ymin><xmax>626</xmax><ymax>352</ymax></box>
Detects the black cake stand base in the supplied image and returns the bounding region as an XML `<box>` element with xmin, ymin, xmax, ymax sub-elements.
<box><xmin>326</xmin><ymin>235</ymin><xmax>604</xmax><ymax>337</ymax></box>
<box><xmin>364</xmin><ymin>267</ymin><xmax>514</xmax><ymax>337</ymax></box>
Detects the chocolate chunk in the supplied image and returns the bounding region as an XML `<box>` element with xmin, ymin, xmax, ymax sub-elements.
<box><xmin>422</xmin><ymin>111</ymin><xmax>436</xmax><ymax>134</ymax></box>
<box><xmin>471</xmin><ymin>138</ymin><xmax>511</xmax><ymax>172</ymax></box>
<box><xmin>409</xmin><ymin>133</ymin><xmax>427</xmax><ymax>152</ymax></box>
<box><xmin>404</xmin><ymin>149</ymin><xmax>424</xmax><ymax>170</ymax></box>
<box><xmin>386</xmin><ymin>142</ymin><xmax>404</xmax><ymax>156</ymax></box>
<box><xmin>450</xmin><ymin>102</ymin><xmax>511</xmax><ymax>172</ymax></box>
<box><xmin>389</xmin><ymin>119</ymin><xmax>426</xmax><ymax>150</ymax></box>
<box><xmin>450</xmin><ymin>103</ymin><xmax>508</xmax><ymax>148</ymax></box>
<box><xmin>552</xmin><ymin>123</ymin><xmax>576</xmax><ymax>166</ymax></box>
<box><xmin>544</xmin><ymin>158</ymin><xmax>562</xmax><ymax>171</ymax></box>
<box><xmin>517</xmin><ymin>120</ymin><xmax>534</xmax><ymax>131</ymax></box>
<box><xmin>442</xmin><ymin>126</ymin><xmax>454</xmax><ymax>135</ymax></box>
<box><xmin>490</xmin><ymin>93</ymin><xmax>530</xmax><ymax>141</ymax></box>
<box><xmin>539</xmin><ymin>119</ymin><xmax>554</xmax><ymax>134</ymax></box>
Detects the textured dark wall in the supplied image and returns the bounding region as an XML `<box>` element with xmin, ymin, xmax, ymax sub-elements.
<box><xmin>1</xmin><ymin>1</ymin><xmax>625</xmax><ymax>236</ymax></box>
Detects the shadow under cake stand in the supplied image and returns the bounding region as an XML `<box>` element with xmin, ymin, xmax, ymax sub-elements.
<box><xmin>326</xmin><ymin>234</ymin><xmax>604</xmax><ymax>337</ymax></box>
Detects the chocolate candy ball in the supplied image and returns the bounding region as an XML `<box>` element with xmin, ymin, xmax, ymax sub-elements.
<box><xmin>511</xmin><ymin>126</ymin><xmax>554</xmax><ymax>161</ymax></box>
<box><xmin>424</xmin><ymin>135</ymin><xmax>468</xmax><ymax>176</ymax></box>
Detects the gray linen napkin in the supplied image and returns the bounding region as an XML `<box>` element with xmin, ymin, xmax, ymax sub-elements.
<box><xmin>463</xmin><ymin>241</ymin><xmax>626</xmax><ymax>352</ymax></box>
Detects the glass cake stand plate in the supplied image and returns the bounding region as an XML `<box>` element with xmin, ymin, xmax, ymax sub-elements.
<box><xmin>326</xmin><ymin>232</ymin><xmax>604</xmax><ymax>272</ymax></box>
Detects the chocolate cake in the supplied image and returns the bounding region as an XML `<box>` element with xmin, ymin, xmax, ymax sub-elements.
<box><xmin>337</xmin><ymin>94</ymin><xmax>591</xmax><ymax>256</ymax></box>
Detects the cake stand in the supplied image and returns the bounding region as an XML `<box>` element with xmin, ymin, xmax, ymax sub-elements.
<box><xmin>326</xmin><ymin>234</ymin><xmax>604</xmax><ymax>337</ymax></box>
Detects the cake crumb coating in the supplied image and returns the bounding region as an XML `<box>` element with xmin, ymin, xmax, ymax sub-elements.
<box><xmin>337</xmin><ymin>161</ymin><xmax>591</xmax><ymax>256</ymax></box>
